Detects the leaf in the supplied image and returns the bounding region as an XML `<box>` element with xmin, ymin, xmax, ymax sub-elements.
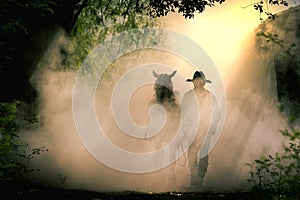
<box><xmin>289</xmin><ymin>115</ymin><xmax>296</xmax><ymax>124</ymax></box>
<box><xmin>246</xmin><ymin>163</ymin><xmax>253</xmax><ymax>167</ymax></box>
<box><xmin>278</xmin><ymin>104</ymin><xmax>285</xmax><ymax>112</ymax></box>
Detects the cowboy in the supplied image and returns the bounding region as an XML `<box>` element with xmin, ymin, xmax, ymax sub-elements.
<box><xmin>181</xmin><ymin>71</ymin><xmax>218</xmax><ymax>191</ymax></box>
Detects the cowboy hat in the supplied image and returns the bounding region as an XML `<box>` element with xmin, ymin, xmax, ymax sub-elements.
<box><xmin>186</xmin><ymin>71</ymin><xmax>212</xmax><ymax>83</ymax></box>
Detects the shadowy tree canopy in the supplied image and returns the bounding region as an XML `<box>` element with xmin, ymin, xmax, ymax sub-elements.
<box><xmin>0</xmin><ymin>0</ymin><xmax>291</xmax><ymax>101</ymax></box>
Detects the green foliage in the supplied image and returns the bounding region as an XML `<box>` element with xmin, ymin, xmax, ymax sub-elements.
<box><xmin>0</xmin><ymin>102</ymin><xmax>48</xmax><ymax>187</ymax></box>
<box><xmin>246</xmin><ymin>119</ymin><xmax>300</xmax><ymax>198</ymax></box>
<box><xmin>147</xmin><ymin>0</ymin><xmax>292</xmax><ymax>21</ymax></box>
<box><xmin>257</xmin><ymin>31</ymin><xmax>298</xmax><ymax>71</ymax></box>
<box><xmin>64</xmin><ymin>0</ymin><xmax>157</xmax><ymax>70</ymax></box>
<box><xmin>241</xmin><ymin>0</ymin><xmax>291</xmax><ymax>22</ymax></box>
<box><xmin>64</xmin><ymin>0</ymin><xmax>295</xmax><ymax>71</ymax></box>
<box><xmin>249</xmin><ymin>19</ymin><xmax>300</xmax><ymax>198</ymax></box>
<box><xmin>17</xmin><ymin>144</ymin><xmax>48</xmax><ymax>173</ymax></box>
<box><xmin>0</xmin><ymin>102</ymin><xmax>20</xmax><ymax>181</ymax></box>
<box><xmin>0</xmin><ymin>0</ymin><xmax>55</xmax><ymax>35</ymax></box>
<box><xmin>0</xmin><ymin>0</ymin><xmax>56</xmax><ymax>64</ymax></box>
<box><xmin>145</xmin><ymin>0</ymin><xmax>225</xmax><ymax>19</ymax></box>
<box><xmin>257</xmin><ymin>31</ymin><xmax>300</xmax><ymax>118</ymax></box>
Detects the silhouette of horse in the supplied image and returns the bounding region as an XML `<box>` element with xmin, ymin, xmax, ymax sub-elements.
<box><xmin>150</xmin><ymin>70</ymin><xmax>181</xmax><ymax>126</ymax></box>
<box><xmin>152</xmin><ymin>70</ymin><xmax>178</xmax><ymax>107</ymax></box>
<box><xmin>146</xmin><ymin>70</ymin><xmax>181</xmax><ymax>190</ymax></box>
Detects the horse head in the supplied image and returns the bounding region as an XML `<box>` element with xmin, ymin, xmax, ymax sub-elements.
<box><xmin>153</xmin><ymin>70</ymin><xmax>177</xmax><ymax>105</ymax></box>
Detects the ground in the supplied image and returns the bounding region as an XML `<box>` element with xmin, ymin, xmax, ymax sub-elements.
<box><xmin>2</xmin><ymin>187</ymin><xmax>277</xmax><ymax>200</ymax></box>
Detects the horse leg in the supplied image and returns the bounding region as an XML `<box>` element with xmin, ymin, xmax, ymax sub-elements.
<box><xmin>170</xmin><ymin>148</ymin><xmax>179</xmax><ymax>191</ymax></box>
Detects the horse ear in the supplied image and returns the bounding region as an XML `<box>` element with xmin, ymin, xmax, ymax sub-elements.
<box><xmin>153</xmin><ymin>70</ymin><xmax>159</xmax><ymax>78</ymax></box>
<box><xmin>169</xmin><ymin>71</ymin><xmax>176</xmax><ymax>78</ymax></box>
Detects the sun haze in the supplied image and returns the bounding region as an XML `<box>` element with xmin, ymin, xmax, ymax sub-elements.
<box><xmin>159</xmin><ymin>0</ymin><xmax>293</xmax><ymax>78</ymax></box>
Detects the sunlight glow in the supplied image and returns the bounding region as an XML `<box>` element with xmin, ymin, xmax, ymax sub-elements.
<box><xmin>160</xmin><ymin>1</ymin><xmax>293</xmax><ymax>79</ymax></box>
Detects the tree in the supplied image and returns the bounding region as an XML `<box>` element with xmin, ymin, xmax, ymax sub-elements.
<box><xmin>65</xmin><ymin>0</ymin><xmax>158</xmax><ymax>70</ymax></box>
<box><xmin>0</xmin><ymin>0</ymin><xmax>293</xmax><ymax>101</ymax></box>
<box><xmin>0</xmin><ymin>0</ymin><xmax>83</xmax><ymax>101</ymax></box>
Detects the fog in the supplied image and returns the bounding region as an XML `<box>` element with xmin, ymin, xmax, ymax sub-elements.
<box><xmin>21</xmin><ymin>6</ymin><xmax>300</xmax><ymax>192</ymax></box>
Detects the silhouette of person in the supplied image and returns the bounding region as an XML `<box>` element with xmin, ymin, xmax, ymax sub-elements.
<box><xmin>181</xmin><ymin>71</ymin><xmax>219</xmax><ymax>191</ymax></box>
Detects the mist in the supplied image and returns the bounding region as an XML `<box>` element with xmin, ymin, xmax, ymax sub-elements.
<box><xmin>21</xmin><ymin>6</ymin><xmax>300</xmax><ymax>192</ymax></box>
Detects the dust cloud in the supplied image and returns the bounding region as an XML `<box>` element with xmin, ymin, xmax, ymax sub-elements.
<box><xmin>24</xmin><ymin>27</ymin><xmax>192</xmax><ymax>192</ymax></box>
<box><xmin>21</xmin><ymin>7</ymin><xmax>298</xmax><ymax>192</ymax></box>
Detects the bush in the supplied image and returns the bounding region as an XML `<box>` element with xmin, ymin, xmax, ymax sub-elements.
<box><xmin>0</xmin><ymin>102</ymin><xmax>21</xmax><ymax>183</ymax></box>
<box><xmin>0</xmin><ymin>101</ymin><xmax>47</xmax><ymax>189</ymax></box>
<box><xmin>247</xmin><ymin>115</ymin><xmax>300</xmax><ymax>199</ymax></box>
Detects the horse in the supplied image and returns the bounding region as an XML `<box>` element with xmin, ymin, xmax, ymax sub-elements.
<box><xmin>146</xmin><ymin>70</ymin><xmax>182</xmax><ymax>190</ymax></box>
<box><xmin>148</xmin><ymin>70</ymin><xmax>181</xmax><ymax>140</ymax></box>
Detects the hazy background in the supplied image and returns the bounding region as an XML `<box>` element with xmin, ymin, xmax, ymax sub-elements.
<box><xmin>20</xmin><ymin>1</ymin><xmax>299</xmax><ymax>192</ymax></box>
